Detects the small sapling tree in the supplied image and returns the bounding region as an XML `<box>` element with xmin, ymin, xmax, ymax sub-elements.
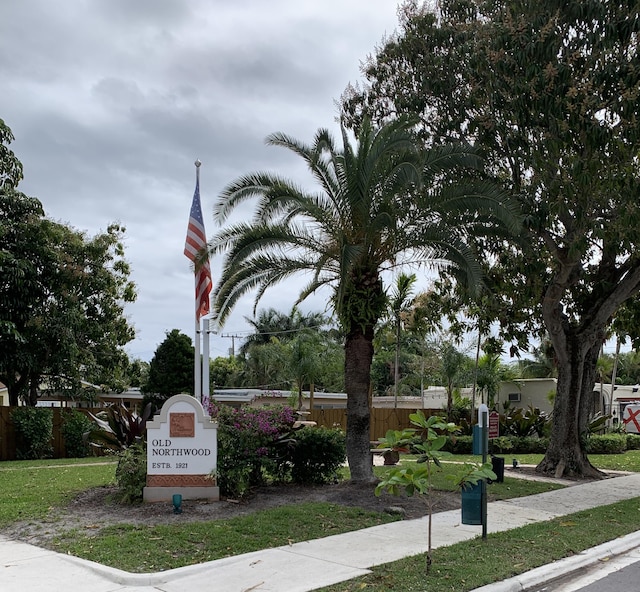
<box><xmin>376</xmin><ymin>411</ymin><xmax>495</xmax><ymax>572</ymax></box>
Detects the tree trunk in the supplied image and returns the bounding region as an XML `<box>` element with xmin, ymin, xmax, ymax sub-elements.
<box><xmin>537</xmin><ymin>336</ymin><xmax>603</xmax><ymax>479</ymax></box>
<box><xmin>27</xmin><ymin>373</ymin><xmax>39</xmax><ymax>406</ymax></box>
<box><xmin>8</xmin><ymin>387</ymin><xmax>19</xmax><ymax>407</ymax></box>
<box><xmin>5</xmin><ymin>372</ymin><xmax>28</xmax><ymax>406</ymax></box>
<box><xmin>344</xmin><ymin>328</ymin><xmax>375</xmax><ymax>482</ymax></box>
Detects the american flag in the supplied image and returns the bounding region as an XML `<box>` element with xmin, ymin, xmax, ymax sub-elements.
<box><xmin>184</xmin><ymin>176</ymin><xmax>212</xmax><ymax>320</ymax></box>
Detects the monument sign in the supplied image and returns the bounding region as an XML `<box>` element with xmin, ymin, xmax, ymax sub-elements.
<box><xmin>143</xmin><ymin>394</ymin><xmax>219</xmax><ymax>502</ymax></box>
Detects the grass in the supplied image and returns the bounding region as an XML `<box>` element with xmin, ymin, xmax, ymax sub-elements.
<box><xmin>2</xmin><ymin>451</ymin><xmax>640</xmax><ymax>582</ymax></box>
<box><xmin>319</xmin><ymin>498</ymin><xmax>640</xmax><ymax>591</ymax></box>
<box><xmin>0</xmin><ymin>456</ymin><xmax>117</xmax><ymax>470</ymax></box>
<box><xmin>451</xmin><ymin>451</ymin><xmax>640</xmax><ymax>472</ymax></box>
<box><xmin>0</xmin><ymin>460</ymin><xmax>116</xmax><ymax>528</ymax></box>
<box><xmin>53</xmin><ymin>503</ymin><xmax>400</xmax><ymax>573</ymax></box>
<box><xmin>48</xmin><ymin>472</ymin><xmax>563</xmax><ymax>573</ymax></box>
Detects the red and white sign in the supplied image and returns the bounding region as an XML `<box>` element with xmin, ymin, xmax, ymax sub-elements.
<box><xmin>623</xmin><ymin>404</ymin><xmax>640</xmax><ymax>434</ymax></box>
<box><xmin>488</xmin><ymin>411</ymin><xmax>500</xmax><ymax>439</ymax></box>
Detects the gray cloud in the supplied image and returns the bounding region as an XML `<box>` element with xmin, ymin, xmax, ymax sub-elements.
<box><xmin>0</xmin><ymin>0</ymin><xmax>400</xmax><ymax>360</ymax></box>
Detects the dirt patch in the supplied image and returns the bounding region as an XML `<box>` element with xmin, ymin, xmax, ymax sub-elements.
<box><xmin>2</xmin><ymin>480</ymin><xmax>461</xmax><ymax>549</ymax></box>
<box><xmin>1</xmin><ymin>464</ymin><xmax>596</xmax><ymax>550</ymax></box>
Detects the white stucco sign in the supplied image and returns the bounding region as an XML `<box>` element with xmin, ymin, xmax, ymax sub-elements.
<box><xmin>143</xmin><ymin>394</ymin><xmax>219</xmax><ymax>502</ymax></box>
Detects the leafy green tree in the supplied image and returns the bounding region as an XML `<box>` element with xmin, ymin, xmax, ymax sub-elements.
<box><xmin>514</xmin><ymin>338</ymin><xmax>558</xmax><ymax>379</ymax></box>
<box><xmin>126</xmin><ymin>358</ymin><xmax>150</xmax><ymax>389</ymax></box>
<box><xmin>236</xmin><ymin>307</ymin><xmax>335</xmax><ymax>392</ymax></box>
<box><xmin>402</xmin><ymin>291</ymin><xmax>447</xmax><ymax>394</ymax></box>
<box><xmin>615</xmin><ymin>351</ymin><xmax>640</xmax><ymax>385</ymax></box>
<box><xmin>313</xmin><ymin>338</ymin><xmax>345</xmax><ymax>393</ymax></box>
<box><xmin>1</xmin><ymin>193</ymin><xmax>136</xmax><ymax>405</ymax></box>
<box><xmin>287</xmin><ymin>330</ymin><xmax>322</xmax><ymax>409</ymax></box>
<box><xmin>210</xmin><ymin>355</ymin><xmax>243</xmax><ymax>388</ymax></box>
<box><xmin>142</xmin><ymin>329</ymin><xmax>194</xmax><ymax>408</ymax></box>
<box><xmin>0</xmin><ymin>119</ymin><xmax>23</xmax><ymax>189</ymax></box>
<box><xmin>237</xmin><ymin>339</ymin><xmax>289</xmax><ymax>389</ymax></box>
<box><xmin>209</xmin><ymin>117</ymin><xmax>518</xmax><ymax>481</ymax></box>
<box><xmin>345</xmin><ymin>1</ymin><xmax>640</xmax><ymax>477</ymax></box>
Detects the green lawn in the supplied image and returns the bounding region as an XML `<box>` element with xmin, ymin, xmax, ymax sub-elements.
<box><xmin>448</xmin><ymin>451</ymin><xmax>640</xmax><ymax>472</ymax></box>
<box><xmin>0</xmin><ymin>460</ymin><xmax>116</xmax><ymax>528</ymax></box>
<box><xmin>53</xmin><ymin>503</ymin><xmax>400</xmax><ymax>573</ymax></box>
<box><xmin>319</xmin><ymin>497</ymin><xmax>640</xmax><ymax>592</ymax></box>
<box><xmin>2</xmin><ymin>452</ymin><xmax>640</xmax><ymax>585</ymax></box>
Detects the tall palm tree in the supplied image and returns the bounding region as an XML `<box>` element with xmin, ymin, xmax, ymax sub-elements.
<box><xmin>387</xmin><ymin>273</ymin><xmax>417</xmax><ymax>408</ymax></box>
<box><xmin>209</xmin><ymin>117</ymin><xmax>519</xmax><ymax>481</ymax></box>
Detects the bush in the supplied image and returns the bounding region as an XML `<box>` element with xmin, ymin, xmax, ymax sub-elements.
<box><xmin>509</xmin><ymin>436</ymin><xmax>549</xmax><ymax>454</ymax></box>
<box><xmin>501</xmin><ymin>406</ymin><xmax>551</xmax><ymax>438</ymax></box>
<box><xmin>61</xmin><ymin>409</ymin><xmax>94</xmax><ymax>458</ymax></box>
<box><xmin>446</xmin><ymin>435</ymin><xmax>549</xmax><ymax>455</ymax></box>
<box><xmin>87</xmin><ymin>403</ymin><xmax>153</xmax><ymax>452</ymax></box>
<box><xmin>585</xmin><ymin>434</ymin><xmax>627</xmax><ymax>454</ymax></box>
<box><xmin>286</xmin><ymin>427</ymin><xmax>346</xmax><ymax>484</ymax></box>
<box><xmin>211</xmin><ymin>404</ymin><xmax>297</xmax><ymax>498</ymax></box>
<box><xmin>115</xmin><ymin>443</ymin><xmax>147</xmax><ymax>503</ymax></box>
<box><xmin>444</xmin><ymin>435</ymin><xmax>472</xmax><ymax>454</ymax></box>
<box><xmin>626</xmin><ymin>434</ymin><xmax>640</xmax><ymax>450</ymax></box>
<box><xmin>11</xmin><ymin>407</ymin><xmax>53</xmax><ymax>459</ymax></box>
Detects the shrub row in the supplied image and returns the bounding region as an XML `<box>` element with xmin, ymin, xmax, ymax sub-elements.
<box><xmin>10</xmin><ymin>407</ymin><xmax>95</xmax><ymax>460</ymax></box>
<box><xmin>11</xmin><ymin>407</ymin><xmax>54</xmax><ymax>460</ymax></box>
<box><xmin>584</xmin><ymin>434</ymin><xmax>627</xmax><ymax>454</ymax></box>
<box><xmin>445</xmin><ymin>433</ymin><xmax>640</xmax><ymax>456</ymax></box>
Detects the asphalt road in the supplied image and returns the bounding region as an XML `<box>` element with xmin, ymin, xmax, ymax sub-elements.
<box><xmin>534</xmin><ymin>552</ymin><xmax>640</xmax><ymax>592</ymax></box>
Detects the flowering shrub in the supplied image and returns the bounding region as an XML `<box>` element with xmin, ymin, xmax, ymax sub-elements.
<box><xmin>210</xmin><ymin>404</ymin><xmax>297</xmax><ymax>497</ymax></box>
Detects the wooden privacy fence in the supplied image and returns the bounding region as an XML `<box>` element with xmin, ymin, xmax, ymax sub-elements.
<box><xmin>0</xmin><ymin>407</ymin><xmax>102</xmax><ymax>461</ymax></box>
<box><xmin>308</xmin><ymin>407</ymin><xmax>441</xmax><ymax>440</ymax></box>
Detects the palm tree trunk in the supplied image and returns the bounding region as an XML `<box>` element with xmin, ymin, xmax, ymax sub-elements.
<box><xmin>344</xmin><ymin>328</ymin><xmax>375</xmax><ymax>482</ymax></box>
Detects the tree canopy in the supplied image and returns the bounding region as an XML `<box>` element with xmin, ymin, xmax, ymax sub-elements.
<box><xmin>1</xmin><ymin>123</ymin><xmax>137</xmax><ymax>404</ymax></box>
<box><xmin>343</xmin><ymin>0</ymin><xmax>640</xmax><ymax>476</ymax></box>
<box><xmin>142</xmin><ymin>329</ymin><xmax>194</xmax><ymax>408</ymax></box>
<box><xmin>210</xmin><ymin>116</ymin><xmax>518</xmax><ymax>481</ymax></box>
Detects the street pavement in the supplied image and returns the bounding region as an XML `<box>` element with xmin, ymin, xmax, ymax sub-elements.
<box><xmin>552</xmin><ymin>554</ymin><xmax>640</xmax><ymax>592</ymax></box>
<box><xmin>2</xmin><ymin>472</ymin><xmax>640</xmax><ymax>592</ymax></box>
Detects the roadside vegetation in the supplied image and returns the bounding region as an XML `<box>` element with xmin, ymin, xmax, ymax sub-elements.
<box><xmin>1</xmin><ymin>452</ymin><xmax>639</xmax><ymax>580</ymax></box>
<box><xmin>319</xmin><ymin>498</ymin><xmax>640</xmax><ymax>592</ymax></box>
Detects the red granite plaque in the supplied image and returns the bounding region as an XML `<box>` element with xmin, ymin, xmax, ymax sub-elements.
<box><xmin>170</xmin><ymin>412</ymin><xmax>195</xmax><ymax>437</ymax></box>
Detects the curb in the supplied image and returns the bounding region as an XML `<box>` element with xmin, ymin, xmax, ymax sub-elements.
<box><xmin>469</xmin><ymin>530</ymin><xmax>640</xmax><ymax>591</ymax></box>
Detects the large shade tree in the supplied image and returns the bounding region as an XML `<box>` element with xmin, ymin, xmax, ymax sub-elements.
<box><xmin>0</xmin><ymin>199</ymin><xmax>137</xmax><ymax>405</ymax></box>
<box><xmin>1</xmin><ymin>122</ymin><xmax>136</xmax><ymax>405</ymax></box>
<box><xmin>209</xmin><ymin>117</ymin><xmax>519</xmax><ymax>481</ymax></box>
<box><xmin>343</xmin><ymin>1</ymin><xmax>640</xmax><ymax>477</ymax></box>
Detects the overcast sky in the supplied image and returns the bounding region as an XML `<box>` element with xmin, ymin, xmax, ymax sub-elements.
<box><xmin>1</xmin><ymin>0</ymin><xmax>406</xmax><ymax>362</ymax></box>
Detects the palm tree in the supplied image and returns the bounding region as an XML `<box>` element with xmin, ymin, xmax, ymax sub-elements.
<box><xmin>440</xmin><ymin>342</ymin><xmax>467</xmax><ymax>420</ymax></box>
<box><xmin>239</xmin><ymin>307</ymin><xmax>327</xmax><ymax>355</ymax></box>
<box><xmin>209</xmin><ymin>117</ymin><xmax>519</xmax><ymax>482</ymax></box>
<box><xmin>387</xmin><ymin>273</ymin><xmax>417</xmax><ymax>408</ymax></box>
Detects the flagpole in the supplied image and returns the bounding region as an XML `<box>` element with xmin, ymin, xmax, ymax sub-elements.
<box><xmin>193</xmin><ymin>159</ymin><xmax>202</xmax><ymax>401</ymax></box>
<box><xmin>202</xmin><ymin>318</ymin><xmax>210</xmax><ymax>410</ymax></box>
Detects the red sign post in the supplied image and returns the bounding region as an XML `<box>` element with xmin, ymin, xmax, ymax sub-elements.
<box><xmin>488</xmin><ymin>411</ymin><xmax>500</xmax><ymax>439</ymax></box>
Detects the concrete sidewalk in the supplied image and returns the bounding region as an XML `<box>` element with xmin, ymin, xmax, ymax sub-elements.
<box><xmin>2</xmin><ymin>474</ymin><xmax>640</xmax><ymax>592</ymax></box>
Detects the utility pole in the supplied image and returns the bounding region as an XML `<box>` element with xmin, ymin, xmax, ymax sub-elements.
<box><xmin>220</xmin><ymin>333</ymin><xmax>242</xmax><ymax>357</ymax></box>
